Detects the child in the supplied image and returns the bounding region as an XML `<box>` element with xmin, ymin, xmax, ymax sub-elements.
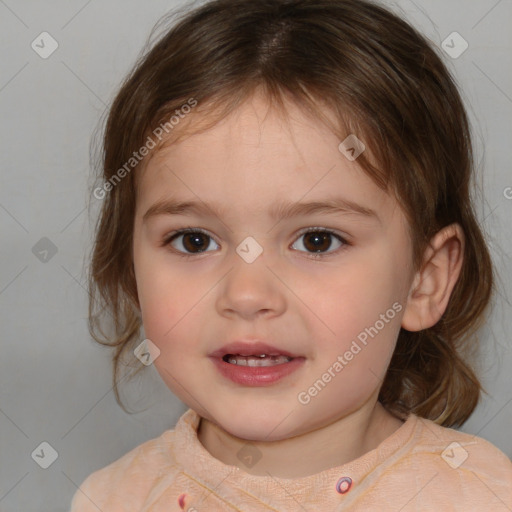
<box><xmin>71</xmin><ymin>0</ymin><xmax>512</xmax><ymax>510</ymax></box>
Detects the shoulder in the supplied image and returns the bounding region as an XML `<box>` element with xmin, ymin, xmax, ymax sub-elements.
<box><xmin>412</xmin><ymin>415</ymin><xmax>511</xmax><ymax>471</ymax></box>
<box><xmin>69</xmin><ymin>427</ymin><xmax>181</xmax><ymax>511</ymax></box>
<box><xmin>401</xmin><ymin>415</ymin><xmax>512</xmax><ymax>508</ymax></box>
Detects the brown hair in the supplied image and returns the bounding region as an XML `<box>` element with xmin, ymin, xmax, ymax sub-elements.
<box><xmin>88</xmin><ymin>0</ymin><xmax>494</xmax><ymax>426</ymax></box>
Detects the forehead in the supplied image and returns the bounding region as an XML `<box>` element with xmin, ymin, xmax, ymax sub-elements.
<box><xmin>135</xmin><ymin>93</ymin><xmax>396</xmax><ymax>221</ymax></box>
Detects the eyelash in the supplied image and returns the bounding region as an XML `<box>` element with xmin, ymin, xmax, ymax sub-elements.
<box><xmin>161</xmin><ymin>227</ymin><xmax>351</xmax><ymax>260</ymax></box>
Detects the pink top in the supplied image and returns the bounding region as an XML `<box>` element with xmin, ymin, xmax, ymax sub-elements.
<box><xmin>70</xmin><ymin>408</ymin><xmax>512</xmax><ymax>511</ymax></box>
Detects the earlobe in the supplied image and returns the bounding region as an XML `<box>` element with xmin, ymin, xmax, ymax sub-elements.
<box><xmin>401</xmin><ymin>223</ymin><xmax>465</xmax><ymax>332</ymax></box>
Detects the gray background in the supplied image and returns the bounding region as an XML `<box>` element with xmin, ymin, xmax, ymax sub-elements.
<box><xmin>0</xmin><ymin>1</ymin><xmax>511</xmax><ymax>511</ymax></box>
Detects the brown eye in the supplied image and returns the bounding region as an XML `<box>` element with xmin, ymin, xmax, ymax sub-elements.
<box><xmin>182</xmin><ymin>233</ymin><xmax>210</xmax><ymax>252</ymax></box>
<box><xmin>292</xmin><ymin>229</ymin><xmax>345</xmax><ymax>254</ymax></box>
<box><xmin>303</xmin><ymin>232</ymin><xmax>332</xmax><ymax>252</ymax></box>
<box><xmin>167</xmin><ymin>230</ymin><xmax>219</xmax><ymax>254</ymax></box>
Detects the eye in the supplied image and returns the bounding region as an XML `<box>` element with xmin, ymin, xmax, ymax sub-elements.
<box><xmin>163</xmin><ymin>227</ymin><xmax>348</xmax><ymax>257</ymax></box>
<box><xmin>164</xmin><ymin>228</ymin><xmax>219</xmax><ymax>255</ymax></box>
<box><xmin>291</xmin><ymin>228</ymin><xmax>347</xmax><ymax>255</ymax></box>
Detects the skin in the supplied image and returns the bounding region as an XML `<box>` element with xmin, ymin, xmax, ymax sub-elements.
<box><xmin>132</xmin><ymin>90</ymin><xmax>464</xmax><ymax>478</ymax></box>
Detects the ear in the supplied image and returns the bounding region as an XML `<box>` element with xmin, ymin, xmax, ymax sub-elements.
<box><xmin>401</xmin><ymin>223</ymin><xmax>464</xmax><ymax>331</ymax></box>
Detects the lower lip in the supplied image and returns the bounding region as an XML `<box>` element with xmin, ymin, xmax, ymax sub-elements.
<box><xmin>209</xmin><ymin>356</ymin><xmax>305</xmax><ymax>386</ymax></box>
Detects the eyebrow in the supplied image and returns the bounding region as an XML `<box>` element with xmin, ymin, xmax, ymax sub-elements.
<box><xmin>142</xmin><ymin>197</ymin><xmax>379</xmax><ymax>223</ymax></box>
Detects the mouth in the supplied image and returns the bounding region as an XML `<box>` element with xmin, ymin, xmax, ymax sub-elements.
<box><xmin>209</xmin><ymin>340</ymin><xmax>300</xmax><ymax>362</ymax></box>
<box><xmin>209</xmin><ymin>340</ymin><xmax>305</xmax><ymax>386</ymax></box>
<box><xmin>222</xmin><ymin>354</ymin><xmax>293</xmax><ymax>367</ymax></box>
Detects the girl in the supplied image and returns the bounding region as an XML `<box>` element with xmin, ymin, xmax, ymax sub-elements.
<box><xmin>71</xmin><ymin>0</ymin><xmax>512</xmax><ymax>510</ymax></box>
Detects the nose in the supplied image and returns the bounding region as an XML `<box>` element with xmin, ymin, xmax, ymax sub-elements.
<box><xmin>215</xmin><ymin>250</ymin><xmax>287</xmax><ymax>321</ymax></box>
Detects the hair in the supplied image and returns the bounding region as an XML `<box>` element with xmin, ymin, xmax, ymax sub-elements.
<box><xmin>87</xmin><ymin>0</ymin><xmax>494</xmax><ymax>427</ymax></box>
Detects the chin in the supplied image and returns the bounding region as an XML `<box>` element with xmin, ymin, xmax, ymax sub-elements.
<box><xmin>209</xmin><ymin>402</ymin><xmax>303</xmax><ymax>442</ymax></box>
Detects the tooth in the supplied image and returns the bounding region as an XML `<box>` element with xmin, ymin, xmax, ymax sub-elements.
<box><xmin>226</xmin><ymin>355</ymin><xmax>293</xmax><ymax>366</ymax></box>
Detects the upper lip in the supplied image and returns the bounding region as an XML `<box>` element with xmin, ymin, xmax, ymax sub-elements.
<box><xmin>209</xmin><ymin>341</ymin><xmax>300</xmax><ymax>359</ymax></box>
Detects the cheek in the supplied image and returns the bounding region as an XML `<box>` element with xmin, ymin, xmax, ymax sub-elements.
<box><xmin>134</xmin><ymin>251</ymin><xmax>184</xmax><ymax>349</ymax></box>
<box><xmin>140</xmin><ymin>288</ymin><xmax>199</xmax><ymax>393</ymax></box>
<box><xmin>319</xmin><ymin>253</ymin><xmax>400</xmax><ymax>319</ymax></box>
<box><xmin>310</xmin><ymin>249</ymin><xmax>404</xmax><ymax>370</ymax></box>
<box><xmin>135</xmin><ymin>262</ymin><xmax>210</xmax><ymax>370</ymax></box>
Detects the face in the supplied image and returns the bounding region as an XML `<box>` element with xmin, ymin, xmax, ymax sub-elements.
<box><xmin>132</xmin><ymin>92</ymin><xmax>415</xmax><ymax>442</ymax></box>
